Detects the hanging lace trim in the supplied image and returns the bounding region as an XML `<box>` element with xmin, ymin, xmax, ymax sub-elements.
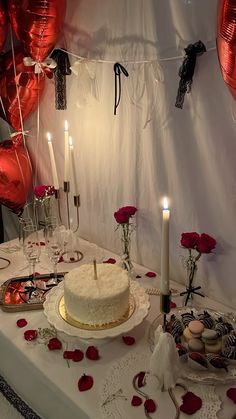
<box><xmin>50</xmin><ymin>49</ymin><xmax>72</xmax><ymax>110</ymax></box>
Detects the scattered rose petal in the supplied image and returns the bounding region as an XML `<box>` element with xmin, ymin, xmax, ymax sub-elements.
<box><xmin>78</xmin><ymin>374</ymin><xmax>94</xmax><ymax>391</ymax></box>
<box><xmin>63</xmin><ymin>351</ymin><xmax>75</xmax><ymax>360</ymax></box>
<box><xmin>144</xmin><ymin>399</ymin><xmax>157</xmax><ymax>413</ymax></box>
<box><xmin>170</xmin><ymin>301</ymin><xmax>177</xmax><ymax>308</ymax></box>
<box><xmin>103</xmin><ymin>258</ymin><xmax>116</xmax><ymax>264</ymax></box>
<box><xmin>47</xmin><ymin>337</ymin><xmax>62</xmax><ymax>350</ymax></box>
<box><xmin>122</xmin><ymin>336</ymin><xmax>135</xmax><ymax>345</ymax></box>
<box><xmin>131</xmin><ymin>395</ymin><xmax>142</xmax><ymax>406</ymax></box>
<box><xmin>24</xmin><ymin>330</ymin><xmax>38</xmax><ymax>341</ymax></box>
<box><xmin>145</xmin><ymin>271</ymin><xmax>156</xmax><ymax>278</ymax></box>
<box><xmin>136</xmin><ymin>371</ymin><xmax>146</xmax><ymax>388</ymax></box>
<box><xmin>58</xmin><ymin>256</ymin><xmax>64</xmax><ymax>263</ymax></box>
<box><xmin>86</xmin><ymin>346</ymin><xmax>99</xmax><ymax>360</ymax></box>
<box><xmin>227</xmin><ymin>388</ymin><xmax>236</xmax><ymax>404</ymax></box>
<box><xmin>180</xmin><ymin>391</ymin><xmax>202</xmax><ymax>415</ymax></box>
<box><xmin>73</xmin><ymin>349</ymin><xmax>84</xmax><ymax>362</ymax></box>
<box><xmin>40</xmin><ymin>241</ymin><xmax>45</xmax><ymax>246</ymax></box>
<box><xmin>16</xmin><ymin>319</ymin><xmax>27</xmax><ymax>328</ymax></box>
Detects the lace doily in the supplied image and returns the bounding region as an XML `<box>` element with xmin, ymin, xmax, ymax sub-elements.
<box><xmin>100</xmin><ymin>350</ymin><xmax>221</xmax><ymax>419</ymax></box>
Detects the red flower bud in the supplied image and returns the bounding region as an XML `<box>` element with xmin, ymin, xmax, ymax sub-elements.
<box><xmin>181</xmin><ymin>232</ymin><xmax>200</xmax><ymax>249</ymax></box>
<box><xmin>196</xmin><ymin>233</ymin><xmax>216</xmax><ymax>254</ymax></box>
<box><xmin>114</xmin><ymin>206</ymin><xmax>137</xmax><ymax>224</ymax></box>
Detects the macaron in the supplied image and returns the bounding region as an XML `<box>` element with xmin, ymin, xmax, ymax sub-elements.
<box><xmin>188</xmin><ymin>320</ymin><xmax>204</xmax><ymax>338</ymax></box>
<box><xmin>205</xmin><ymin>340</ymin><xmax>222</xmax><ymax>354</ymax></box>
<box><xmin>183</xmin><ymin>327</ymin><xmax>192</xmax><ymax>342</ymax></box>
<box><xmin>202</xmin><ymin>329</ymin><xmax>219</xmax><ymax>345</ymax></box>
<box><xmin>188</xmin><ymin>338</ymin><xmax>205</xmax><ymax>353</ymax></box>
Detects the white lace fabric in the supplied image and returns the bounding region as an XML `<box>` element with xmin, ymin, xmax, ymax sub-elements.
<box><xmin>100</xmin><ymin>350</ymin><xmax>222</xmax><ymax>419</ymax></box>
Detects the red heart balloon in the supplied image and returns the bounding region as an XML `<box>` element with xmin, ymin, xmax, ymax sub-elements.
<box><xmin>0</xmin><ymin>134</ymin><xmax>32</xmax><ymax>214</ymax></box>
<box><xmin>8</xmin><ymin>0</ymin><xmax>66</xmax><ymax>62</ymax></box>
<box><xmin>0</xmin><ymin>0</ymin><xmax>8</xmax><ymax>52</ymax></box>
<box><xmin>0</xmin><ymin>49</ymin><xmax>45</xmax><ymax>130</ymax></box>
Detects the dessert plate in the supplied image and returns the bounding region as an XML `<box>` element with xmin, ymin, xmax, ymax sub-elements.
<box><xmin>148</xmin><ymin>307</ymin><xmax>236</xmax><ymax>385</ymax></box>
<box><xmin>43</xmin><ymin>281</ymin><xmax>150</xmax><ymax>340</ymax></box>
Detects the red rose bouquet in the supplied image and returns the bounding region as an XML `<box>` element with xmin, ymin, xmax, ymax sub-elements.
<box><xmin>180</xmin><ymin>232</ymin><xmax>216</xmax><ymax>305</ymax></box>
<box><xmin>34</xmin><ymin>185</ymin><xmax>55</xmax><ymax>220</ymax></box>
<box><xmin>114</xmin><ymin>206</ymin><xmax>137</xmax><ymax>271</ymax></box>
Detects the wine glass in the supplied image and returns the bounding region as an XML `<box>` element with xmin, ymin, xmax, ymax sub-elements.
<box><xmin>22</xmin><ymin>225</ymin><xmax>41</xmax><ymax>278</ymax></box>
<box><xmin>19</xmin><ymin>217</ymin><xmax>34</xmax><ymax>247</ymax></box>
<box><xmin>45</xmin><ymin>222</ymin><xmax>64</xmax><ymax>284</ymax></box>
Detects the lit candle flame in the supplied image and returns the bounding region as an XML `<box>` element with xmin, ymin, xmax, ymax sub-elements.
<box><xmin>64</xmin><ymin>120</ymin><xmax>69</xmax><ymax>131</ymax></box>
<box><xmin>69</xmin><ymin>136</ymin><xmax>73</xmax><ymax>147</ymax></box>
<box><xmin>47</xmin><ymin>132</ymin><xmax>52</xmax><ymax>143</ymax></box>
<box><xmin>163</xmin><ymin>197</ymin><xmax>169</xmax><ymax>210</ymax></box>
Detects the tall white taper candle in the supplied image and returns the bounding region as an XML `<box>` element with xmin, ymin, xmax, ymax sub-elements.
<box><xmin>64</xmin><ymin>120</ymin><xmax>69</xmax><ymax>182</ymax></box>
<box><xmin>69</xmin><ymin>136</ymin><xmax>79</xmax><ymax>196</ymax></box>
<box><xmin>161</xmin><ymin>197</ymin><xmax>170</xmax><ymax>294</ymax></box>
<box><xmin>47</xmin><ymin>132</ymin><xmax>59</xmax><ymax>190</ymax></box>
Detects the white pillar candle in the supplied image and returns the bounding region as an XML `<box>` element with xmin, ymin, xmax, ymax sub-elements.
<box><xmin>64</xmin><ymin>120</ymin><xmax>69</xmax><ymax>181</ymax></box>
<box><xmin>161</xmin><ymin>197</ymin><xmax>170</xmax><ymax>294</ymax></box>
<box><xmin>47</xmin><ymin>132</ymin><xmax>59</xmax><ymax>190</ymax></box>
<box><xmin>69</xmin><ymin>136</ymin><xmax>79</xmax><ymax>196</ymax></box>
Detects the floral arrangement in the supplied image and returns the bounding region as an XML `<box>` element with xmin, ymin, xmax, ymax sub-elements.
<box><xmin>114</xmin><ymin>206</ymin><xmax>137</xmax><ymax>271</ymax></box>
<box><xmin>34</xmin><ymin>184</ymin><xmax>55</xmax><ymax>220</ymax></box>
<box><xmin>180</xmin><ymin>232</ymin><xmax>217</xmax><ymax>305</ymax></box>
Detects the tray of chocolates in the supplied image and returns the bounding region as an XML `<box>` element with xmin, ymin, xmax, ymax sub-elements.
<box><xmin>0</xmin><ymin>273</ymin><xmax>67</xmax><ymax>312</ymax></box>
<box><xmin>148</xmin><ymin>307</ymin><xmax>236</xmax><ymax>384</ymax></box>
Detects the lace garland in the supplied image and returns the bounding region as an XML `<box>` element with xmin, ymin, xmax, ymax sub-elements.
<box><xmin>100</xmin><ymin>350</ymin><xmax>221</xmax><ymax>419</ymax></box>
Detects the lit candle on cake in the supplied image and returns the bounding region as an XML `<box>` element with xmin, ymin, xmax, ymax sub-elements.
<box><xmin>47</xmin><ymin>132</ymin><xmax>59</xmax><ymax>190</ymax></box>
<box><xmin>69</xmin><ymin>136</ymin><xmax>79</xmax><ymax>196</ymax></box>
<box><xmin>64</xmin><ymin>120</ymin><xmax>69</xmax><ymax>182</ymax></box>
<box><xmin>161</xmin><ymin>197</ymin><xmax>170</xmax><ymax>295</ymax></box>
<box><xmin>93</xmin><ymin>259</ymin><xmax>98</xmax><ymax>280</ymax></box>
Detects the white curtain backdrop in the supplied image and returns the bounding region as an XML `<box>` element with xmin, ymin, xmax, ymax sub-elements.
<box><xmin>2</xmin><ymin>0</ymin><xmax>236</xmax><ymax>308</ymax></box>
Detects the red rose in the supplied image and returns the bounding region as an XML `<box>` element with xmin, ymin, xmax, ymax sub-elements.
<box><xmin>16</xmin><ymin>319</ymin><xmax>28</xmax><ymax>328</ymax></box>
<box><xmin>114</xmin><ymin>206</ymin><xmax>137</xmax><ymax>224</ymax></box>
<box><xmin>181</xmin><ymin>232</ymin><xmax>200</xmax><ymax>249</ymax></box>
<box><xmin>196</xmin><ymin>233</ymin><xmax>216</xmax><ymax>254</ymax></box>
<box><xmin>24</xmin><ymin>330</ymin><xmax>38</xmax><ymax>341</ymax></box>
<box><xmin>47</xmin><ymin>337</ymin><xmax>62</xmax><ymax>350</ymax></box>
<box><xmin>78</xmin><ymin>374</ymin><xmax>94</xmax><ymax>391</ymax></box>
<box><xmin>86</xmin><ymin>346</ymin><xmax>99</xmax><ymax>360</ymax></box>
<box><xmin>34</xmin><ymin>185</ymin><xmax>47</xmax><ymax>198</ymax></box>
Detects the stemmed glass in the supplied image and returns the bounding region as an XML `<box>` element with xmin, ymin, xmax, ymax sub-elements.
<box><xmin>22</xmin><ymin>225</ymin><xmax>41</xmax><ymax>278</ymax></box>
<box><xmin>45</xmin><ymin>222</ymin><xmax>64</xmax><ymax>284</ymax></box>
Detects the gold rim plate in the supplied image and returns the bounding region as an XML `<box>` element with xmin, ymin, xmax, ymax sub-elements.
<box><xmin>59</xmin><ymin>294</ymin><xmax>136</xmax><ymax>331</ymax></box>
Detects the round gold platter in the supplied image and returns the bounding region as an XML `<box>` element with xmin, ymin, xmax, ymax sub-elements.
<box><xmin>59</xmin><ymin>294</ymin><xmax>136</xmax><ymax>331</ymax></box>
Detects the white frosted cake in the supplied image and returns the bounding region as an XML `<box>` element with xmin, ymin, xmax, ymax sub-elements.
<box><xmin>64</xmin><ymin>263</ymin><xmax>130</xmax><ymax>326</ymax></box>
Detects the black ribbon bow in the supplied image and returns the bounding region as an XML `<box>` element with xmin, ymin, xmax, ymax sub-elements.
<box><xmin>113</xmin><ymin>62</ymin><xmax>129</xmax><ymax>115</ymax></box>
<box><xmin>50</xmin><ymin>49</ymin><xmax>72</xmax><ymax>110</ymax></box>
<box><xmin>175</xmin><ymin>40</ymin><xmax>206</xmax><ymax>109</ymax></box>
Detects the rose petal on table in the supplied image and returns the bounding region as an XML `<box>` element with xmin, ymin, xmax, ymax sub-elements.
<box><xmin>24</xmin><ymin>330</ymin><xmax>38</xmax><ymax>341</ymax></box>
<box><xmin>131</xmin><ymin>395</ymin><xmax>143</xmax><ymax>406</ymax></box>
<box><xmin>78</xmin><ymin>374</ymin><xmax>94</xmax><ymax>391</ymax></box>
<box><xmin>145</xmin><ymin>271</ymin><xmax>156</xmax><ymax>278</ymax></box>
<box><xmin>103</xmin><ymin>258</ymin><xmax>116</xmax><ymax>264</ymax></box>
<box><xmin>170</xmin><ymin>301</ymin><xmax>177</xmax><ymax>308</ymax></box>
<box><xmin>144</xmin><ymin>399</ymin><xmax>157</xmax><ymax>413</ymax></box>
<box><xmin>86</xmin><ymin>346</ymin><xmax>99</xmax><ymax>360</ymax></box>
<box><xmin>63</xmin><ymin>351</ymin><xmax>75</xmax><ymax>360</ymax></box>
<box><xmin>227</xmin><ymin>388</ymin><xmax>236</xmax><ymax>404</ymax></box>
<box><xmin>180</xmin><ymin>391</ymin><xmax>202</xmax><ymax>414</ymax></box>
<box><xmin>122</xmin><ymin>336</ymin><xmax>135</xmax><ymax>345</ymax></box>
<box><xmin>47</xmin><ymin>337</ymin><xmax>62</xmax><ymax>350</ymax></box>
<box><xmin>16</xmin><ymin>318</ymin><xmax>28</xmax><ymax>328</ymax></box>
<box><xmin>73</xmin><ymin>349</ymin><xmax>84</xmax><ymax>362</ymax></box>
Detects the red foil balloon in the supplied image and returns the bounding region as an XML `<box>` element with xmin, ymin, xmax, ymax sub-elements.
<box><xmin>0</xmin><ymin>49</ymin><xmax>45</xmax><ymax>130</ymax></box>
<box><xmin>0</xmin><ymin>135</ymin><xmax>32</xmax><ymax>214</ymax></box>
<box><xmin>217</xmin><ymin>0</ymin><xmax>236</xmax><ymax>99</ymax></box>
<box><xmin>0</xmin><ymin>0</ymin><xmax>8</xmax><ymax>52</ymax></box>
<box><xmin>8</xmin><ymin>0</ymin><xmax>66</xmax><ymax>62</ymax></box>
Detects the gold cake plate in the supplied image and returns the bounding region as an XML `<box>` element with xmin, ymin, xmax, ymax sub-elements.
<box><xmin>43</xmin><ymin>281</ymin><xmax>150</xmax><ymax>340</ymax></box>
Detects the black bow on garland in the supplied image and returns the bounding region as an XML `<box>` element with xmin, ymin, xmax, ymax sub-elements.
<box><xmin>50</xmin><ymin>49</ymin><xmax>71</xmax><ymax>110</ymax></box>
<box><xmin>175</xmin><ymin>40</ymin><xmax>206</xmax><ymax>109</ymax></box>
<box><xmin>113</xmin><ymin>62</ymin><xmax>129</xmax><ymax>115</ymax></box>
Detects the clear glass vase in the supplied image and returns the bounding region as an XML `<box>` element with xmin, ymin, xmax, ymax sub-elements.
<box><xmin>180</xmin><ymin>257</ymin><xmax>204</xmax><ymax>307</ymax></box>
<box><xmin>120</xmin><ymin>224</ymin><xmax>133</xmax><ymax>272</ymax></box>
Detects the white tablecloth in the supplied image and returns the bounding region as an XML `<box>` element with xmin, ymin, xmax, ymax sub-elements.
<box><xmin>0</xmin><ymin>238</ymin><xmax>235</xmax><ymax>419</ymax></box>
